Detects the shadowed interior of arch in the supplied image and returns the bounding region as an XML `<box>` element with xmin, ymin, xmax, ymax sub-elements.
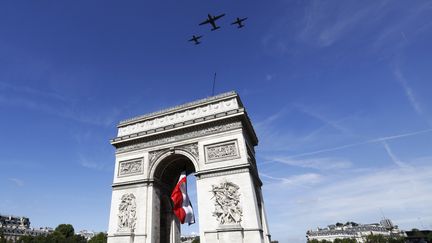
<box><xmin>153</xmin><ymin>154</ymin><xmax>198</xmax><ymax>243</ymax></box>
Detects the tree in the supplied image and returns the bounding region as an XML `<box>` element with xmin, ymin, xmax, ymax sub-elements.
<box><xmin>55</xmin><ymin>224</ymin><xmax>75</xmax><ymax>239</ymax></box>
<box><xmin>426</xmin><ymin>232</ymin><xmax>432</xmax><ymax>242</ymax></box>
<box><xmin>16</xmin><ymin>235</ymin><xmax>34</xmax><ymax>243</ymax></box>
<box><xmin>334</xmin><ymin>238</ymin><xmax>356</xmax><ymax>243</ymax></box>
<box><xmin>365</xmin><ymin>234</ymin><xmax>387</xmax><ymax>243</ymax></box>
<box><xmin>191</xmin><ymin>237</ymin><xmax>200</xmax><ymax>243</ymax></box>
<box><xmin>88</xmin><ymin>233</ymin><xmax>107</xmax><ymax>243</ymax></box>
<box><xmin>388</xmin><ymin>237</ymin><xmax>405</xmax><ymax>243</ymax></box>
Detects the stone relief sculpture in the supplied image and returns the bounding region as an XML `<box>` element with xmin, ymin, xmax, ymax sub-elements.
<box><xmin>148</xmin><ymin>143</ymin><xmax>199</xmax><ymax>168</ymax></box>
<box><xmin>116</xmin><ymin>120</ymin><xmax>242</xmax><ymax>153</ymax></box>
<box><xmin>117</xmin><ymin>97</ymin><xmax>238</xmax><ymax>136</ymax></box>
<box><xmin>206</xmin><ymin>141</ymin><xmax>239</xmax><ymax>162</ymax></box>
<box><xmin>211</xmin><ymin>181</ymin><xmax>243</xmax><ymax>225</ymax></box>
<box><xmin>118</xmin><ymin>193</ymin><xmax>137</xmax><ymax>231</ymax></box>
<box><xmin>118</xmin><ymin>159</ymin><xmax>143</xmax><ymax>176</ymax></box>
<box><xmin>180</xmin><ymin>143</ymin><xmax>199</xmax><ymax>159</ymax></box>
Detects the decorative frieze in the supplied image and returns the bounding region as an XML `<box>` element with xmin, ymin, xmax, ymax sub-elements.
<box><xmin>117</xmin><ymin>97</ymin><xmax>239</xmax><ymax>137</ymax></box>
<box><xmin>118</xmin><ymin>159</ymin><xmax>143</xmax><ymax>177</ymax></box>
<box><xmin>205</xmin><ymin>140</ymin><xmax>240</xmax><ymax>163</ymax></box>
<box><xmin>116</xmin><ymin>121</ymin><xmax>242</xmax><ymax>154</ymax></box>
<box><xmin>148</xmin><ymin>143</ymin><xmax>199</xmax><ymax>168</ymax></box>
<box><xmin>117</xmin><ymin>193</ymin><xmax>137</xmax><ymax>232</ymax></box>
<box><xmin>211</xmin><ymin>181</ymin><xmax>243</xmax><ymax>225</ymax></box>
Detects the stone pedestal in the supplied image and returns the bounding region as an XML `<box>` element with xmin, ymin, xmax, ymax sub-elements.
<box><xmin>217</xmin><ymin>225</ymin><xmax>244</xmax><ymax>243</ymax></box>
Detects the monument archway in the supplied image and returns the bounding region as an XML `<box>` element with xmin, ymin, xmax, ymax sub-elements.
<box><xmin>107</xmin><ymin>91</ymin><xmax>271</xmax><ymax>243</ymax></box>
<box><xmin>152</xmin><ymin>152</ymin><xmax>197</xmax><ymax>243</ymax></box>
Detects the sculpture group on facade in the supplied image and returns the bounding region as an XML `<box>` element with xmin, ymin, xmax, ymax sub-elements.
<box><xmin>211</xmin><ymin>181</ymin><xmax>243</xmax><ymax>225</ymax></box>
<box><xmin>117</xmin><ymin>193</ymin><xmax>137</xmax><ymax>231</ymax></box>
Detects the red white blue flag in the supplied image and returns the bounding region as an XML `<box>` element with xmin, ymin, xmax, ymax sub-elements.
<box><xmin>171</xmin><ymin>171</ymin><xmax>195</xmax><ymax>225</ymax></box>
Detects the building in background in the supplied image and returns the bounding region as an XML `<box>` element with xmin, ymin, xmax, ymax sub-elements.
<box><xmin>306</xmin><ymin>219</ymin><xmax>406</xmax><ymax>243</ymax></box>
<box><xmin>77</xmin><ymin>230</ymin><xmax>97</xmax><ymax>240</ymax></box>
<box><xmin>0</xmin><ymin>214</ymin><xmax>53</xmax><ymax>242</ymax></box>
<box><xmin>180</xmin><ymin>234</ymin><xmax>199</xmax><ymax>243</ymax></box>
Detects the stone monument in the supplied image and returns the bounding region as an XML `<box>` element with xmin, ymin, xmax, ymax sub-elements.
<box><xmin>107</xmin><ymin>91</ymin><xmax>271</xmax><ymax>243</ymax></box>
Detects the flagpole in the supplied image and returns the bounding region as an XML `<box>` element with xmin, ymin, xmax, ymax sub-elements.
<box><xmin>212</xmin><ymin>72</ymin><xmax>217</xmax><ymax>96</ymax></box>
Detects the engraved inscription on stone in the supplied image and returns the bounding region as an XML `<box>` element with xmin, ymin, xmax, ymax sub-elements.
<box><xmin>118</xmin><ymin>193</ymin><xmax>137</xmax><ymax>232</ymax></box>
<box><xmin>211</xmin><ymin>181</ymin><xmax>242</xmax><ymax>225</ymax></box>
<box><xmin>205</xmin><ymin>140</ymin><xmax>240</xmax><ymax>163</ymax></box>
<box><xmin>118</xmin><ymin>159</ymin><xmax>143</xmax><ymax>177</ymax></box>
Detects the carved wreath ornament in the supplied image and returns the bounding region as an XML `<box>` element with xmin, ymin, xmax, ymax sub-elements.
<box><xmin>211</xmin><ymin>181</ymin><xmax>243</xmax><ymax>225</ymax></box>
<box><xmin>117</xmin><ymin>193</ymin><xmax>137</xmax><ymax>231</ymax></box>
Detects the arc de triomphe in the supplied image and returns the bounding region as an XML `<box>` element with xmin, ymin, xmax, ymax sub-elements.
<box><xmin>107</xmin><ymin>91</ymin><xmax>271</xmax><ymax>243</ymax></box>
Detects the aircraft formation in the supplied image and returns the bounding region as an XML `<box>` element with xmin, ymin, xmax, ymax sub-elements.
<box><xmin>189</xmin><ymin>13</ymin><xmax>248</xmax><ymax>45</ymax></box>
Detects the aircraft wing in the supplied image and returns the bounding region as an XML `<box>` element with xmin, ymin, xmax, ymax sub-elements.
<box><xmin>214</xmin><ymin>13</ymin><xmax>225</xmax><ymax>20</ymax></box>
<box><xmin>199</xmin><ymin>19</ymin><xmax>211</xmax><ymax>25</ymax></box>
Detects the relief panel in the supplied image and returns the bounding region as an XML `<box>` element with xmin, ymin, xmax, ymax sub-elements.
<box><xmin>118</xmin><ymin>158</ymin><xmax>144</xmax><ymax>177</ymax></box>
<box><xmin>205</xmin><ymin>140</ymin><xmax>240</xmax><ymax>163</ymax></box>
<box><xmin>211</xmin><ymin>181</ymin><xmax>243</xmax><ymax>225</ymax></box>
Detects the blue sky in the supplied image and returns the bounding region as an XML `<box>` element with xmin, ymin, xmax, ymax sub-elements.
<box><xmin>1</xmin><ymin>1</ymin><xmax>432</xmax><ymax>242</ymax></box>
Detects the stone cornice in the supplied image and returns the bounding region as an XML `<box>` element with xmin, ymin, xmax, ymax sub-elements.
<box><xmin>112</xmin><ymin>112</ymin><xmax>258</xmax><ymax>149</ymax></box>
<box><xmin>113</xmin><ymin>118</ymin><xmax>243</xmax><ymax>154</ymax></box>
<box><xmin>118</xmin><ymin>91</ymin><xmax>239</xmax><ymax>128</ymax></box>
<box><xmin>112</xmin><ymin>108</ymin><xmax>244</xmax><ymax>144</ymax></box>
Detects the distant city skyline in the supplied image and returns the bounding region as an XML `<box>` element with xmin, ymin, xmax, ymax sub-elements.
<box><xmin>1</xmin><ymin>1</ymin><xmax>432</xmax><ymax>243</ymax></box>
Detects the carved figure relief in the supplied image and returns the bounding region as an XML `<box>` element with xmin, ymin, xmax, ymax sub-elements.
<box><xmin>211</xmin><ymin>181</ymin><xmax>242</xmax><ymax>225</ymax></box>
<box><xmin>118</xmin><ymin>193</ymin><xmax>137</xmax><ymax>231</ymax></box>
<box><xmin>116</xmin><ymin>121</ymin><xmax>242</xmax><ymax>154</ymax></box>
<box><xmin>118</xmin><ymin>159</ymin><xmax>143</xmax><ymax>177</ymax></box>
<box><xmin>205</xmin><ymin>140</ymin><xmax>240</xmax><ymax>163</ymax></box>
<box><xmin>149</xmin><ymin>148</ymin><xmax>169</xmax><ymax>166</ymax></box>
<box><xmin>148</xmin><ymin>143</ymin><xmax>199</xmax><ymax>168</ymax></box>
<box><xmin>117</xmin><ymin>97</ymin><xmax>238</xmax><ymax>136</ymax></box>
<box><xmin>179</xmin><ymin>143</ymin><xmax>199</xmax><ymax>159</ymax></box>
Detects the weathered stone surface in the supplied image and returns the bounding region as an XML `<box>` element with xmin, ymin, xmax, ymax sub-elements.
<box><xmin>107</xmin><ymin>92</ymin><xmax>271</xmax><ymax>243</ymax></box>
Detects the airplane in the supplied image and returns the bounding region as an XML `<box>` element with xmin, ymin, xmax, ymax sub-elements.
<box><xmin>231</xmin><ymin>17</ymin><xmax>248</xmax><ymax>28</ymax></box>
<box><xmin>199</xmin><ymin>13</ymin><xmax>226</xmax><ymax>31</ymax></box>
<box><xmin>188</xmin><ymin>35</ymin><xmax>203</xmax><ymax>45</ymax></box>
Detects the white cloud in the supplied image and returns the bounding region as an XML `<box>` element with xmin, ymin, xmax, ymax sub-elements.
<box><xmin>394</xmin><ymin>67</ymin><xmax>423</xmax><ymax>115</ymax></box>
<box><xmin>288</xmin><ymin>128</ymin><xmax>432</xmax><ymax>158</ymax></box>
<box><xmin>294</xmin><ymin>104</ymin><xmax>354</xmax><ymax>136</ymax></box>
<box><xmin>8</xmin><ymin>178</ymin><xmax>24</xmax><ymax>187</ymax></box>
<box><xmin>264</xmin><ymin>158</ymin><xmax>432</xmax><ymax>243</ymax></box>
<box><xmin>79</xmin><ymin>154</ymin><xmax>111</xmax><ymax>172</ymax></box>
<box><xmin>298</xmin><ymin>0</ymin><xmax>391</xmax><ymax>47</ymax></box>
<box><xmin>382</xmin><ymin>141</ymin><xmax>410</xmax><ymax>168</ymax></box>
<box><xmin>0</xmin><ymin>81</ymin><xmax>125</xmax><ymax>127</ymax></box>
<box><xmin>261</xmin><ymin>172</ymin><xmax>323</xmax><ymax>188</ymax></box>
<box><xmin>267</xmin><ymin>157</ymin><xmax>352</xmax><ymax>170</ymax></box>
<box><xmin>266</xmin><ymin>74</ymin><xmax>275</xmax><ymax>81</ymax></box>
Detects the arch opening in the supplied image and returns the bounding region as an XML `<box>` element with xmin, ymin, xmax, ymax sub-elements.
<box><xmin>153</xmin><ymin>153</ymin><xmax>197</xmax><ymax>243</ymax></box>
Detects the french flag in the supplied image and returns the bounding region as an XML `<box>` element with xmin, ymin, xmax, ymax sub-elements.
<box><xmin>171</xmin><ymin>171</ymin><xmax>195</xmax><ymax>225</ymax></box>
